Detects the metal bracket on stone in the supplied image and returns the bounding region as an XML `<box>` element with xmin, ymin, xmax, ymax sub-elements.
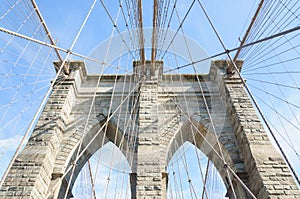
<box><xmin>226</xmin><ymin>60</ymin><xmax>244</xmax><ymax>77</ymax></box>
<box><xmin>53</xmin><ymin>61</ymin><xmax>70</xmax><ymax>76</ymax></box>
<box><xmin>96</xmin><ymin>113</ymin><xmax>106</xmax><ymax>121</ymax></box>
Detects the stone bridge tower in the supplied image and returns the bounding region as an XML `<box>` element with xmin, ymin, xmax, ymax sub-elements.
<box><xmin>0</xmin><ymin>60</ymin><xmax>299</xmax><ymax>198</ymax></box>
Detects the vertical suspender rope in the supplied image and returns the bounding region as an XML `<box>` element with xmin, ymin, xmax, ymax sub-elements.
<box><xmin>0</xmin><ymin>0</ymin><xmax>98</xmax><ymax>193</ymax></box>
<box><xmin>0</xmin><ymin>23</ymin><xmax>43</xmax><ymax>127</ymax></box>
<box><xmin>166</xmin><ymin>21</ymin><xmax>258</xmax><ymax>197</ymax></box>
<box><xmin>0</xmin><ymin>25</ymin><xmax>70</xmax><ymax>189</ymax></box>
<box><xmin>0</xmin><ymin>33</ymin><xmax>69</xmax><ymax>189</ymax></box>
<box><xmin>165</xmin><ymin>46</ymin><xmax>210</xmax><ymax>198</ymax></box>
<box><xmin>45</xmin><ymin>79</ymin><xmax>143</xmax><ymax>199</ymax></box>
<box><xmin>61</xmin><ymin>1</ymin><xmax>127</xmax><ymax>197</ymax></box>
<box><xmin>169</xmin><ymin>7</ymin><xmax>216</xmax><ymax>197</ymax></box>
<box><xmin>94</xmin><ymin>42</ymin><xmax>123</xmax><ymax>199</ymax></box>
<box><xmin>196</xmin><ymin>0</ymin><xmax>300</xmax><ymax>187</ymax></box>
<box><xmin>0</xmin><ymin>9</ymin><xmax>38</xmax><ymax>89</ymax></box>
<box><xmin>230</xmin><ymin>48</ymin><xmax>300</xmax><ymax>187</ymax></box>
<box><xmin>0</xmin><ymin>32</ymin><xmax>54</xmax><ymax>187</ymax></box>
<box><xmin>171</xmin><ymin>3</ymin><xmax>239</xmax><ymax>198</ymax></box>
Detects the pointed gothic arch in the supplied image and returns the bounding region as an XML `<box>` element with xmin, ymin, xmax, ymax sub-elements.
<box><xmin>164</xmin><ymin>118</ymin><xmax>248</xmax><ymax>198</ymax></box>
<box><xmin>47</xmin><ymin>117</ymin><xmax>133</xmax><ymax>198</ymax></box>
<box><xmin>0</xmin><ymin>61</ymin><xmax>299</xmax><ymax>199</ymax></box>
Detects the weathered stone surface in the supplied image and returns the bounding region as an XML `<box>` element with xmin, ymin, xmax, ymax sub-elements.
<box><xmin>0</xmin><ymin>60</ymin><xmax>299</xmax><ymax>199</ymax></box>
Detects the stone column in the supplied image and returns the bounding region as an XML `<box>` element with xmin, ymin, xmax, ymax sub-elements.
<box><xmin>0</xmin><ymin>62</ymin><xmax>81</xmax><ymax>199</ymax></box>
<box><xmin>134</xmin><ymin>81</ymin><xmax>163</xmax><ymax>198</ymax></box>
<box><xmin>224</xmin><ymin>76</ymin><xmax>300</xmax><ymax>198</ymax></box>
<box><xmin>0</xmin><ymin>84</ymin><xmax>73</xmax><ymax>198</ymax></box>
<box><xmin>130</xmin><ymin>61</ymin><xmax>166</xmax><ymax>198</ymax></box>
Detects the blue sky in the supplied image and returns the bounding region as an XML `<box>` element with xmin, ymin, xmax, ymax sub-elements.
<box><xmin>38</xmin><ymin>0</ymin><xmax>257</xmax><ymax>56</ymax></box>
<box><xmin>1</xmin><ymin>0</ymin><xmax>300</xmax><ymax>198</ymax></box>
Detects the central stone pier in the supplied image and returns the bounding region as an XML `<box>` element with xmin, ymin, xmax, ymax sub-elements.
<box><xmin>0</xmin><ymin>60</ymin><xmax>299</xmax><ymax>199</ymax></box>
<box><xmin>130</xmin><ymin>61</ymin><xmax>167</xmax><ymax>198</ymax></box>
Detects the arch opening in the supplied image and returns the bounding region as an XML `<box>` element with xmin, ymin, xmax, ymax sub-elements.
<box><xmin>164</xmin><ymin>119</ymin><xmax>248</xmax><ymax>198</ymax></box>
<box><xmin>71</xmin><ymin>141</ymin><xmax>132</xmax><ymax>199</ymax></box>
<box><xmin>49</xmin><ymin>118</ymin><xmax>134</xmax><ymax>199</ymax></box>
<box><xmin>167</xmin><ymin>141</ymin><xmax>227</xmax><ymax>198</ymax></box>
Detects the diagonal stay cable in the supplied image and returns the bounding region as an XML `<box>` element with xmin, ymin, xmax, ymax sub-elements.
<box><xmin>196</xmin><ymin>0</ymin><xmax>300</xmax><ymax>187</ymax></box>
<box><xmin>231</xmin><ymin>0</ymin><xmax>265</xmax><ymax>72</ymax></box>
<box><xmin>61</xmin><ymin>2</ymin><xmax>125</xmax><ymax>197</ymax></box>
<box><xmin>171</xmin><ymin>1</ymin><xmax>243</xmax><ymax>197</ymax></box>
<box><xmin>245</xmin><ymin>77</ymin><xmax>300</xmax><ymax>90</ymax></box>
<box><xmin>166</xmin><ymin>9</ymin><xmax>212</xmax><ymax>198</ymax></box>
<box><xmin>0</xmin><ymin>7</ymin><xmax>36</xmax><ymax>54</ymax></box>
<box><xmin>0</xmin><ymin>0</ymin><xmax>99</xmax><ymax>188</ymax></box>
<box><xmin>87</xmin><ymin>19</ymin><xmax>126</xmax><ymax>197</ymax></box>
<box><xmin>0</xmin><ymin>26</ymin><xmax>129</xmax><ymax>73</ymax></box>
<box><xmin>201</xmin><ymin>159</ymin><xmax>210</xmax><ymax>199</ymax></box>
<box><xmin>243</xmin><ymin>48</ymin><xmax>300</xmax><ymax>72</ymax></box>
<box><xmin>45</xmin><ymin>76</ymin><xmax>143</xmax><ymax>199</ymax></box>
<box><xmin>247</xmin><ymin>83</ymin><xmax>300</xmax><ymax>133</ymax></box>
<box><xmin>0</xmin><ymin>0</ymin><xmax>21</xmax><ymax>20</ymax></box>
<box><xmin>244</xmin><ymin>70</ymin><xmax>300</xmax><ymax>75</ymax></box>
<box><xmin>159</xmin><ymin>63</ymin><xmax>202</xmax><ymax>198</ymax></box>
<box><xmin>159</xmin><ymin>0</ymin><xmax>196</xmax><ymax>60</ymax></box>
<box><xmin>30</xmin><ymin>0</ymin><xmax>63</xmax><ymax>63</ymax></box>
<box><xmin>256</xmin><ymin>74</ymin><xmax>300</xmax><ymax>163</ymax></box>
<box><xmin>0</xmin><ymin>34</ymin><xmax>49</xmax><ymax>126</ymax></box>
<box><xmin>99</xmin><ymin>0</ymin><xmax>136</xmax><ymax>60</ymax></box>
<box><xmin>246</xmin><ymin>83</ymin><xmax>300</xmax><ymax>109</ymax></box>
<box><xmin>242</xmin><ymin>4</ymin><xmax>300</xmax><ymax>69</ymax></box>
<box><xmin>163</xmin><ymin>89</ymin><xmax>257</xmax><ymax>199</ymax></box>
<box><xmin>87</xmin><ymin>160</ymin><xmax>97</xmax><ymax>199</ymax></box>
<box><xmin>242</xmin><ymin>0</ymin><xmax>299</xmax><ymax>63</ymax></box>
<box><xmin>164</xmin><ymin>24</ymin><xmax>300</xmax><ymax>73</ymax></box>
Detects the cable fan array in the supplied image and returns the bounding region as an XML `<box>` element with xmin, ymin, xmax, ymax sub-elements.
<box><xmin>0</xmin><ymin>0</ymin><xmax>300</xmax><ymax>198</ymax></box>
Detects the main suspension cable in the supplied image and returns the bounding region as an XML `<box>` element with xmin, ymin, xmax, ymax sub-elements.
<box><xmin>196</xmin><ymin>0</ymin><xmax>300</xmax><ymax>186</ymax></box>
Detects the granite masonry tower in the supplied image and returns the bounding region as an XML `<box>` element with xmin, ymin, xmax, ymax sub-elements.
<box><xmin>0</xmin><ymin>60</ymin><xmax>299</xmax><ymax>199</ymax></box>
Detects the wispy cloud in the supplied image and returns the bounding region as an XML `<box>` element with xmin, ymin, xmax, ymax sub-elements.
<box><xmin>0</xmin><ymin>134</ymin><xmax>22</xmax><ymax>151</ymax></box>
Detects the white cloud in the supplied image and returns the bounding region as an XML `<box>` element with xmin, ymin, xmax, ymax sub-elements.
<box><xmin>0</xmin><ymin>134</ymin><xmax>22</xmax><ymax>151</ymax></box>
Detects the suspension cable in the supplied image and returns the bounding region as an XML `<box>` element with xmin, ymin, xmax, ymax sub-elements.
<box><xmin>166</xmin><ymin>14</ymin><xmax>211</xmax><ymax>199</ymax></box>
<box><xmin>0</xmin><ymin>26</ymin><xmax>130</xmax><ymax>73</ymax></box>
<box><xmin>137</xmin><ymin>0</ymin><xmax>145</xmax><ymax>65</ymax></box>
<box><xmin>196</xmin><ymin>0</ymin><xmax>300</xmax><ymax>187</ymax></box>
<box><xmin>231</xmin><ymin>0</ymin><xmax>265</xmax><ymax>72</ymax></box>
<box><xmin>87</xmin><ymin>160</ymin><xmax>97</xmax><ymax>199</ymax></box>
<box><xmin>160</xmin><ymin>0</ymin><xmax>196</xmax><ymax>59</ymax></box>
<box><xmin>30</xmin><ymin>0</ymin><xmax>63</xmax><ymax>63</ymax></box>
<box><xmin>0</xmin><ymin>0</ymin><xmax>98</xmax><ymax>191</ymax></box>
<box><xmin>151</xmin><ymin>0</ymin><xmax>158</xmax><ymax>63</ymax></box>
<box><xmin>164</xmin><ymin>24</ymin><xmax>300</xmax><ymax>73</ymax></box>
<box><xmin>45</xmin><ymin>77</ymin><xmax>143</xmax><ymax>199</ymax></box>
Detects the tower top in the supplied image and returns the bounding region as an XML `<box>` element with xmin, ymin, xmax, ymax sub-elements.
<box><xmin>133</xmin><ymin>60</ymin><xmax>163</xmax><ymax>81</ymax></box>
